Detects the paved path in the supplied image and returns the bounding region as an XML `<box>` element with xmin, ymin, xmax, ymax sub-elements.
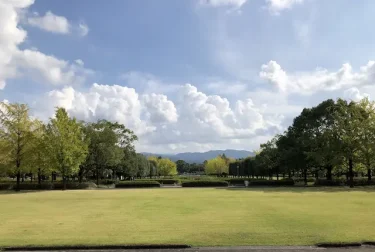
<box><xmin>7</xmin><ymin>246</ymin><xmax>375</xmax><ymax>252</ymax></box>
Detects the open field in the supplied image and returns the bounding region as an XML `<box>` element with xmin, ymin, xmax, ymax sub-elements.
<box><xmin>1</xmin><ymin>187</ymin><xmax>375</xmax><ymax>247</ymax></box>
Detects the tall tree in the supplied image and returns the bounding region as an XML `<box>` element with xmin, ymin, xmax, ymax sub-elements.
<box><xmin>46</xmin><ymin>108</ymin><xmax>88</xmax><ymax>190</ymax></box>
<box><xmin>157</xmin><ymin>158</ymin><xmax>177</xmax><ymax>176</ymax></box>
<box><xmin>331</xmin><ymin>99</ymin><xmax>364</xmax><ymax>187</ymax></box>
<box><xmin>0</xmin><ymin>102</ymin><xmax>36</xmax><ymax>190</ymax></box>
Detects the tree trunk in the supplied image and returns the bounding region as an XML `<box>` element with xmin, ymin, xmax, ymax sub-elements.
<box><xmin>276</xmin><ymin>173</ymin><xmax>279</xmax><ymax>180</ymax></box>
<box><xmin>315</xmin><ymin>171</ymin><xmax>319</xmax><ymax>180</ymax></box>
<box><xmin>303</xmin><ymin>169</ymin><xmax>307</xmax><ymax>186</ymax></box>
<box><xmin>348</xmin><ymin>158</ymin><xmax>354</xmax><ymax>188</ymax></box>
<box><xmin>30</xmin><ymin>173</ymin><xmax>33</xmax><ymax>183</ymax></box>
<box><xmin>367</xmin><ymin>169</ymin><xmax>372</xmax><ymax>182</ymax></box>
<box><xmin>288</xmin><ymin>171</ymin><xmax>291</xmax><ymax>178</ymax></box>
<box><xmin>21</xmin><ymin>174</ymin><xmax>24</xmax><ymax>182</ymax></box>
<box><xmin>38</xmin><ymin>168</ymin><xmax>42</xmax><ymax>185</ymax></box>
<box><xmin>16</xmin><ymin>171</ymin><xmax>21</xmax><ymax>191</ymax></box>
<box><xmin>326</xmin><ymin>165</ymin><xmax>332</xmax><ymax>180</ymax></box>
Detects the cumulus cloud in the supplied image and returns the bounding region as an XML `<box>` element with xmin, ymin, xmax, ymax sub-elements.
<box><xmin>0</xmin><ymin>0</ymin><xmax>92</xmax><ymax>89</ymax></box>
<box><xmin>343</xmin><ymin>87</ymin><xmax>370</xmax><ymax>102</ymax></box>
<box><xmin>27</xmin><ymin>11</ymin><xmax>70</xmax><ymax>34</ymax></box>
<box><xmin>142</xmin><ymin>93</ymin><xmax>178</xmax><ymax>123</ymax></box>
<box><xmin>266</xmin><ymin>0</ymin><xmax>304</xmax><ymax>15</ymax></box>
<box><xmin>32</xmin><ymin>83</ymin><xmax>283</xmax><ymax>152</ymax></box>
<box><xmin>260</xmin><ymin>60</ymin><xmax>375</xmax><ymax>94</ymax></box>
<box><xmin>27</xmin><ymin>11</ymin><xmax>89</xmax><ymax>36</ymax></box>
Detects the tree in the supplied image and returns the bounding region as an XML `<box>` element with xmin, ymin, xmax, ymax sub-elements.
<box><xmin>136</xmin><ymin>154</ymin><xmax>150</xmax><ymax>177</ymax></box>
<box><xmin>158</xmin><ymin>158</ymin><xmax>177</xmax><ymax>176</ymax></box>
<box><xmin>83</xmin><ymin>120</ymin><xmax>120</xmax><ymax>184</ymax></box>
<box><xmin>29</xmin><ymin>120</ymin><xmax>53</xmax><ymax>185</ymax></box>
<box><xmin>46</xmin><ymin>108</ymin><xmax>88</xmax><ymax>190</ymax></box>
<box><xmin>331</xmin><ymin>99</ymin><xmax>364</xmax><ymax>188</ymax></box>
<box><xmin>356</xmin><ymin>98</ymin><xmax>375</xmax><ymax>181</ymax></box>
<box><xmin>205</xmin><ymin>156</ymin><xmax>228</xmax><ymax>175</ymax></box>
<box><xmin>0</xmin><ymin>102</ymin><xmax>36</xmax><ymax>190</ymax></box>
<box><xmin>176</xmin><ymin>160</ymin><xmax>188</xmax><ymax>174</ymax></box>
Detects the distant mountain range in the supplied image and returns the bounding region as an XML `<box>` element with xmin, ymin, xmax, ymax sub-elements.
<box><xmin>141</xmin><ymin>149</ymin><xmax>255</xmax><ymax>163</ymax></box>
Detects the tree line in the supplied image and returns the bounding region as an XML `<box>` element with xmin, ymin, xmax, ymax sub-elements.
<box><xmin>0</xmin><ymin>102</ymin><xmax>176</xmax><ymax>190</ymax></box>
<box><xmin>226</xmin><ymin>98</ymin><xmax>375</xmax><ymax>187</ymax></box>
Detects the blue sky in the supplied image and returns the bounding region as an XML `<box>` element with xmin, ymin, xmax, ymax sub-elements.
<box><xmin>2</xmin><ymin>0</ymin><xmax>375</xmax><ymax>153</ymax></box>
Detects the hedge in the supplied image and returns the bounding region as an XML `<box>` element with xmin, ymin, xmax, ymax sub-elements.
<box><xmin>293</xmin><ymin>178</ymin><xmax>316</xmax><ymax>183</ymax></box>
<box><xmin>249</xmin><ymin>179</ymin><xmax>294</xmax><ymax>186</ymax></box>
<box><xmin>53</xmin><ymin>182</ymin><xmax>97</xmax><ymax>190</ymax></box>
<box><xmin>16</xmin><ymin>183</ymin><xmax>54</xmax><ymax>190</ymax></box>
<box><xmin>0</xmin><ymin>183</ymin><xmax>13</xmax><ymax>190</ymax></box>
<box><xmin>115</xmin><ymin>181</ymin><xmax>161</xmax><ymax>188</ymax></box>
<box><xmin>181</xmin><ymin>180</ymin><xmax>229</xmax><ymax>187</ymax></box>
<box><xmin>315</xmin><ymin>178</ymin><xmax>375</xmax><ymax>186</ymax></box>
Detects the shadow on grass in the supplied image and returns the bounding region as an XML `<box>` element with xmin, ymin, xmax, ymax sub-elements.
<box><xmin>216</xmin><ymin>186</ymin><xmax>375</xmax><ymax>193</ymax></box>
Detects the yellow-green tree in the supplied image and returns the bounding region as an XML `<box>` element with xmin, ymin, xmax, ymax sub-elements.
<box><xmin>158</xmin><ymin>158</ymin><xmax>177</xmax><ymax>176</ymax></box>
<box><xmin>204</xmin><ymin>156</ymin><xmax>229</xmax><ymax>175</ymax></box>
<box><xmin>0</xmin><ymin>102</ymin><xmax>37</xmax><ymax>190</ymax></box>
<box><xmin>46</xmin><ymin>108</ymin><xmax>88</xmax><ymax>190</ymax></box>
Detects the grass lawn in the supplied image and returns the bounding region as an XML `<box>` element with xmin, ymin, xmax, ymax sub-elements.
<box><xmin>1</xmin><ymin>187</ymin><xmax>375</xmax><ymax>247</ymax></box>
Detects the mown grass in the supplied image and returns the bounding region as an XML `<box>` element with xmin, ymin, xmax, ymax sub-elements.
<box><xmin>1</xmin><ymin>187</ymin><xmax>375</xmax><ymax>247</ymax></box>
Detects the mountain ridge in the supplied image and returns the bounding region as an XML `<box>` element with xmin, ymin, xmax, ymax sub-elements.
<box><xmin>141</xmin><ymin>149</ymin><xmax>254</xmax><ymax>163</ymax></box>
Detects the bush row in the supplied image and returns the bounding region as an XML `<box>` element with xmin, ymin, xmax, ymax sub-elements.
<box><xmin>249</xmin><ymin>179</ymin><xmax>295</xmax><ymax>186</ymax></box>
<box><xmin>181</xmin><ymin>180</ymin><xmax>229</xmax><ymax>187</ymax></box>
<box><xmin>115</xmin><ymin>181</ymin><xmax>161</xmax><ymax>188</ymax></box>
<box><xmin>314</xmin><ymin>179</ymin><xmax>375</xmax><ymax>186</ymax></box>
<box><xmin>0</xmin><ymin>182</ymin><xmax>96</xmax><ymax>190</ymax></box>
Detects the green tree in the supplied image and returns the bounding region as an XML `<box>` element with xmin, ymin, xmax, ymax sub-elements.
<box><xmin>0</xmin><ymin>102</ymin><xmax>36</xmax><ymax>190</ymax></box>
<box><xmin>158</xmin><ymin>158</ymin><xmax>177</xmax><ymax>176</ymax></box>
<box><xmin>176</xmin><ymin>159</ymin><xmax>188</xmax><ymax>174</ymax></box>
<box><xmin>205</xmin><ymin>156</ymin><xmax>228</xmax><ymax>175</ymax></box>
<box><xmin>136</xmin><ymin>154</ymin><xmax>150</xmax><ymax>177</ymax></box>
<box><xmin>46</xmin><ymin>108</ymin><xmax>88</xmax><ymax>190</ymax></box>
<box><xmin>332</xmin><ymin>99</ymin><xmax>364</xmax><ymax>187</ymax></box>
<box><xmin>29</xmin><ymin>120</ymin><xmax>53</xmax><ymax>185</ymax></box>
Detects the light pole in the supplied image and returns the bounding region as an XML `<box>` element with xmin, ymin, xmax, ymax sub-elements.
<box><xmin>237</xmin><ymin>164</ymin><xmax>239</xmax><ymax>177</ymax></box>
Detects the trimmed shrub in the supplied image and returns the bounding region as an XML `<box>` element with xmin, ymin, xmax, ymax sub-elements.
<box><xmin>181</xmin><ymin>180</ymin><xmax>229</xmax><ymax>187</ymax></box>
<box><xmin>352</xmin><ymin>179</ymin><xmax>375</xmax><ymax>186</ymax></box>
<box><xmin>53</xmin><ymin>182</ymin><xmax>97</xmax><ymax>190</ymax></box>
<box><xmin>115</xmin><ymin>181</ymin><xmax>161</xmax><ymax>188</ymax></box>
<box><xmin>314</xmin><ymin>179</ymin><xmax>346</xmax><ymax>186</ymax></box>
<box><xmin>17</xmin><ymin>183</ymin><xmax>54</xmax><ymax>190</ymax></box>
<box><xmin>249</xmin><ymin>179</ymin><xmax>294</xmax><ymax>186</ymax></box>
<box><xmin>156</xmin><ymin>179</ymin><xmax>179</xmax><ymax>185</ymax></box>
<box><xmin>0</xmin><ymin>183</ymin><xmax>13</xmax><ymax>190</ymax></box>
<box><xmin>293</xmin><ymin>178</ymin><xmax>316</xmax><ymax>183</ymax></box>
<box><xmin>100</xmin><ymin>179</ymin><xmax>117</xmax><ymax>185</ymax></box>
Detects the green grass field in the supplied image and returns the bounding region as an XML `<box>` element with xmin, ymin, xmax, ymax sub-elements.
<box><xmin>1</xmin><ymin>187</ymin><xmax>375</xmax><ymax>247</ymax></box>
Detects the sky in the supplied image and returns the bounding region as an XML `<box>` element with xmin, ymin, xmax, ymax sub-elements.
<box><xmin>2</xmin><ymin>0</ymin><xmax>375</xmax><ymax>154</ymax></box>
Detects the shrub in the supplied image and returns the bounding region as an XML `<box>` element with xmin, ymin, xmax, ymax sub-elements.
<box><xmin>0</xmin><ymin>183</ymin><xmax>13</xmax><ymax>190</ymax></box>
<box><xmin>115</xmin><ymin>181</ymin><xmax>161</xmax><ymax>188</ymax></box>
<box><xmin>53</xmin><ymin>182</ymin><xmax>97</xmax><ymax>190</ymax></box>
<box><xmin>181</xmin><ymin>180</ymin><xmax>229</xmax><ymax>187</ymax></box>
<box><xmin>17</xmin><ymin>183</ymin><xmax>54</xmax><ymax>190</ymax></box>
<box><xmin>293</xmin><ymin>178</ymin><xmax>316</xmax><ymax>183</ymax></box>
<box><xmin>314</xmin><ymin>179</ymin><xmax>346</xmax><ymax>186</ymax></box>
<box><xmin>155</xmin><ymin>179</ymin><xmax>179</xmax><ymax>185</ymax></box>
<box><xmin>100</xmin><ymin>179</ymin><xmax>117</xmax><ymax>185</ymax></box>
<box><xmin>352</xmin><ymin>178</ymin><xmax>375</xmax><ymax>186</ymax></box>
<box><xmin>249</xmin><ymin>179</ymin><xmax>294</xmax><ymax>186</ymax></box>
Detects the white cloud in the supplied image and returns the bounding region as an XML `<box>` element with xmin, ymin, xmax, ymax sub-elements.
<box><xmin>260</xmin><ymin>60</ymin><xmax>375</xmax><ymax>94</ymax></box>
<box><xmin>0</xmin><ymin>0</ymin><xmax>92</xmax><ymax>89</ymax></box>
<box><xmin>27</xmin><ymin>11</ymin><xmax>70</xmax><ymax>34</ymax></box>
<box><xmin>32</xmin><ymin>82</ymin><xmax>283</xmax><ymax>153</ymax></box>
<box><xmin>26</xmin><ymin>11</ymin><xmax>89</xmax><ymax>37</ymax></box>
<box><xmin>77</xmin><ymin>23</ymin><xmax>89</xmax><ymax>37</ymax></box>
<box><xmin>343</xmin><ymin>87</ymin><xmax>370</xmax><ymax>102</ymax></box>
<box><xmin>198</xmin><ymin>0</ymin><xmax>248</xmax><ymax>8</ymax></box>
<box><xmin>14</xmin><ymin>49</ymin><xmax>93</xmax><ymax>86</ymax></box>
<box><xmin>142</xmin><ymin>93</ymin><xmax>178</xmax><ymax>123</ymax></box>
<box><xmin>266</xmin><ymin>0</ymin><xmax>304</xmax><ymax>15</ymax></box>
